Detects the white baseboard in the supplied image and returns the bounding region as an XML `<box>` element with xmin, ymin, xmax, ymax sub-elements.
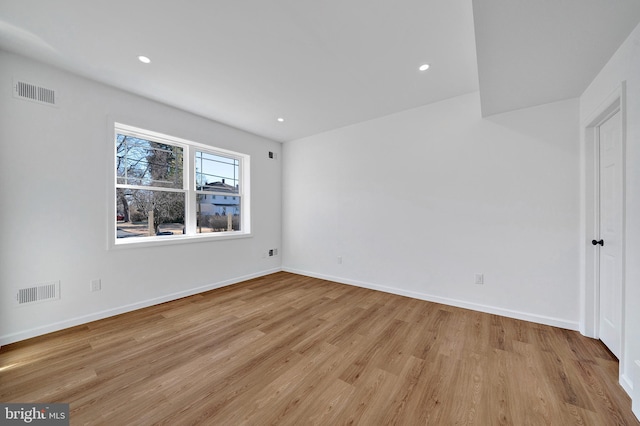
<box><xmin>0</xmin><ymin>267</ymin><xmax>582</xmax><ymax>346</ymax></box>
<box><xmin>621</xmin><ymin>372</ymin><xmax>633</xmax><ymax>397</ymax></box>
<box><xmin>632</xmin><ymin>360</ymin><xmax>640</xmax><ymax>420</ymax></box>
<box><xmin>282</xmin><ymin>267</ymin><xmax>580</xmax><ymax>331</ymax></box>
<box><xmin>0</xmin><ymin>268</ymin><xmax>281</xmax><ymax>346</ymax></box>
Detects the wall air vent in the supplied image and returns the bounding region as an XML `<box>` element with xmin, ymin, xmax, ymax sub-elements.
<box><xmin>16</xmin><ymin>281</ymin><xmax>60</xmax><ymax>305</ymax></box>
<box><xmin>13</xmin><ymin>79</ymin><xmax>57</xmax><ymax>106</ymax></box>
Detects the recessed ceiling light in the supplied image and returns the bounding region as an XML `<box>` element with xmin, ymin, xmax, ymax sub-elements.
<box><xmin>277</xmin><ymin>117</ymin><xmax>285</xmax><ymax>123</ymax></box>
<box><xmin>138</xmin><ymin>55</ymin><xmax>151</xmax><ymax>64</ymax></box>
<box><xmin>419</xmin><ymin>63</ymin><xmax>430</xmax><ymax>71</ymax></box>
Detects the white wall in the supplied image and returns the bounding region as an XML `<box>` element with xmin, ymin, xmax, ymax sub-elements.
<box><xmin>0</xmin><ymin>51</ymin><xmax>282</xmax><ymax>345</ymax></box>
<box><xmin>580</xmin><ymin>21</ymin><xmax>640</xmax><ymax>402</ymax></box>
<box><xmin>283</xmin><ymin>91</ymin><xmax>580</xmax><ymax>329</ymax></box>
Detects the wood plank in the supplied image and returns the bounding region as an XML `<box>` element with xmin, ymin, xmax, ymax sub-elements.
<box><xmin>1</xmin><ymin>272</ymin><xmax>637</xmax><ymax>425</ymax></box>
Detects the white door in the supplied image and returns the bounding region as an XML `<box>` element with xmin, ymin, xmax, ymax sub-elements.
<box><xmin>596</xmin><ymin>109</ymin><xmax>623</xmax><ymax>359</ymax></box>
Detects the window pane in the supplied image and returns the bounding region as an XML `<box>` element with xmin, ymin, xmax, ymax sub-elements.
<box><xmin>195</xmin><ymin>151</ymin><xmax>239</xmax><ymax>193</ymax></box>
<box><xmin>196</xmin><ymin>193</ymin><xmax>241</xmax><ymax>233</ymax></box>
<box><xmin>116</xmin><ymin>188</ymin><xmax>185</xmax><ymax>238</ymax></box>
<box><xmin>116</xmin><ymin>134</ymin><xmax>183</xmax><ymax>189</ymax></box>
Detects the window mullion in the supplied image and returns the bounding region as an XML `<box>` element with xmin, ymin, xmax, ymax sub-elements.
<box><xmin>185</xmin><ymin>145</ymin><xmax>196</xmax><ymax>235</ymax></box>
<box><xmin>115</xmin><ymin>184</ymin><xmax>186</xmax><ymax>193</ymax></box>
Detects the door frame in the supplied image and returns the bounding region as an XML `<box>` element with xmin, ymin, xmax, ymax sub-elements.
<box><xmin>581</xmin><ymin>81</ymin><xmax>627</xmax><ymax>386</ymax></box>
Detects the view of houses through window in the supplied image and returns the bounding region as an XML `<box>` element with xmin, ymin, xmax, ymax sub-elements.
<box><xmin>195</xmin><ymin>151</ymin><xmax>241</xmax><ymax>233</ymax></box>
<box><xmin>115</xmin><ymin>124</ymin><xmax>245</xmax><ymax>242</ymax></box>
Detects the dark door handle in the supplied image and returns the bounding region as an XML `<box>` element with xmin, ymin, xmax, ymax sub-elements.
<box><xmin>592</xmin><ymin>239</ymin><xmax>604</xmax><ymax>246</ymax></box>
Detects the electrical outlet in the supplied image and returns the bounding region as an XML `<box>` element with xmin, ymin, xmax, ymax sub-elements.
<box><xmin>90</xmin><ymin>279</ymin><xmax>102</xmax><ymax>292</ymax></box>
<box><xmin>269</xmin><ymin>249</ymin><xmax>274</xmax><ymax>257</ymax></box>
<box><xmin>475</xmin><ymin>273</ymin><xmax>484</xmax><ymax>285</ymax></box>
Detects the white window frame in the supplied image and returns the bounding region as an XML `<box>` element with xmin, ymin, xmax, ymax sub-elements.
<box><xmin>111</xmin><ymin>122</ymin><xmax>250</xmax><ymax>248</ymax></box>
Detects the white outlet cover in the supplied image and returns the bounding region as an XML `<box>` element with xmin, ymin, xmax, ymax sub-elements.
<box><xmin>90</xmin><ymin>279</ymin><xmax>101</xmax><ymax>292</ymax></box>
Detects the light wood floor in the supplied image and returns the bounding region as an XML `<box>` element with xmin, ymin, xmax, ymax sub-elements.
<box><xmin>1</xmin><ymin>272</ymin><xmax>637</xmax><ymax>425</ymax></box>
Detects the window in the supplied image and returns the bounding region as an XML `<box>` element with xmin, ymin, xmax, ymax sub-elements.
<box><xmin>114</xmin><ymin>123</ymin><xmax>249</xmax><ymax>245</ymax></box>
<box><xmin>195</xmin><ymin>150</ymin><xmax>241</xmax><ymax>233</ymax></box>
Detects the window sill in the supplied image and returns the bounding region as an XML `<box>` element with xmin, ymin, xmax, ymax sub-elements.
<box><xmin>110</xmin><ymin>231</ymin><xmax>252</xmax><ymax>250</ymax></box>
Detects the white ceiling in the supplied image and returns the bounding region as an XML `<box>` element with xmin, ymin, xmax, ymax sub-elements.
<box><xmin>474</xmin><ymin>0</ymin><xmax>640</xmax><ymax>117</ymax></box>
<box><xmin>0</xmin><ymin>1</ymin><xmax>638</xmax><ymax>142</ymax></box>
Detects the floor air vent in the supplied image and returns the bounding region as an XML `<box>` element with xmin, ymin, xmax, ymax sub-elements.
<box><xmin>17</xmin><ymin>281</ymin><xmax>60</xmax><ymax>305</ymax></box>
<box><xmin>13</xmin><ymin>80</ymin><xmax>57</xmax><ymax>106</ymax></box>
